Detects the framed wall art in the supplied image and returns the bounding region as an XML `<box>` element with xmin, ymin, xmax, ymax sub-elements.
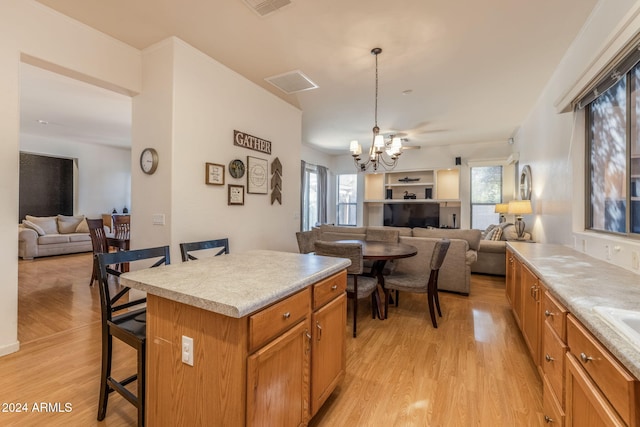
<box><xmin>247</xmin><ymin>156</ymin><xmax>268</xmax><ymax>194</ymax></box>
<box><xmin>228</xmin><ymin>184</ymin><xmax>244</xmax><ymax>205</ymax></box>
<box><xmin>205</xmin><ymin>163</ymin><xmax>225</xmax><ymax>185</ymax></box>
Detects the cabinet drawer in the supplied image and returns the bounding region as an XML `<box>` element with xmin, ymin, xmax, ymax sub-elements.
<box><xmin>567</xmin><ymin>315</ymin><xmax>639</xmax><ymax>426</ymax></box>
<box><xmin>313</xmin><ymin>271</ymin><xmax>346</xmax><ymax>309</ymax></box>
<box><xmin>543</xmin><ymin>321</ymin><xmax>567</xmax><ymax>407</ymax></box>
<box><xmin>249</xmin><ymin>288</ymin><xmax>311</xmax><ymax>352</ymax></box>
<box><xmin>543</xmin><ymin>374</ymin><xmax>565</xmax><ymax>426</ymax></box>
<box><xmin>544</xmin><ymin>292</ymin><xmax>567</xmax><ymax>341</ymax></box>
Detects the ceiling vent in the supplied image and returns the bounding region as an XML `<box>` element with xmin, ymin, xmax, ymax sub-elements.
<box><xmin>243</xmin><ymin>0</ymin><xmax>292</xmax><ymax>17</ymax></box>
<box><xmin>265</xmin><ymin>70</ymin><xmax>318</xmax><ymax>94</ymax></box>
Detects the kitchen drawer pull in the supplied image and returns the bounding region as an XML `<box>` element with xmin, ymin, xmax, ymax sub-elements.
<box><xmin>331</xmin><ymin>285</ymin><xmax>338</xmax><ymax>290</ymax></box>
<box><xmin>544</xmin><ymin>310</ymin><xmax>553</xmax><ymax>318</ymax></box>
<box><xmin>545</xmin><ymin>354</ymin><xmax>554</xmax><ymax>362</ymax></box>
<box><xmin>283</xmin><ymin>312</ymin><xmax>291</xmax><ymax>319</ymax></box>
<box><xmin>544</xmin><ymin>415</ymin><xmax>554</xmax><ymax>423</ymax></box>
<box><xmin>580</xmin><ymin>352</ymin><xmax>594</xmax><ymax>363</ymax></box>
<box><xmin>316</xmin><ymin>321</ymin><xmax>322</xmax><ymax>341</ymax></box>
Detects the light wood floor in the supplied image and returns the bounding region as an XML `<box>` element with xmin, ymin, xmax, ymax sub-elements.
<box><xmin>3</xmin><ymin>252</ymin><xmax>543</xmax><ymax>426</ymax></box>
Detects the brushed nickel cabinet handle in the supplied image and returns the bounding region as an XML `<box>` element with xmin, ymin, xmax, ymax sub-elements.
<box><xmin>283</xmin><ymin>312</ymin><xmax>291</xmax><ymax>319</ymax></box>
<box><xmin>544</xmin><ymin>310</ymin><xmax>553</xmax><ymax>317</ymax></box>
<box><xmin>544</xmin><ymin>415</ymin><xmax>554</xmax><ymax>423</ymax></box>
<box><xmin>545</xmin><ymin>354</ymin><xmax>554</xmax><ymax>362</ymax></box>
<box><xmin>316</xmin><ymin>321</ymin><xmax>322</xmax><ymax>341</ymax></box>
<box><xmin>331</xmin><ymin>285</ymin><xmax>338</xmax><ymax>290</ymax></box>
<box><xmin>580</xmin><ymin>352</ymin><xmax>593</xmax><ymax>363</ymax></box>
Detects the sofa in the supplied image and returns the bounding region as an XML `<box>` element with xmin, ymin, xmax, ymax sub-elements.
<box><xmin>18</xmin><ymin>215</ymin><xmax>93</xmax><ymax>260</ymax></box>
<box><xmin>309</xmin><ymin>225</ymin><xmax>481</xmax><ymax>295</ymax></box>
<box><xmin>471</xmin><ymin>222</ymin><xmax>532</xmax><ymax>276</ymax></box>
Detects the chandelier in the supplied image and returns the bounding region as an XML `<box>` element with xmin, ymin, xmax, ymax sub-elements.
<box><xmin>350</xmin><ymin>47</ymin><xmax>402</xmax><ymax>172</ymax></box>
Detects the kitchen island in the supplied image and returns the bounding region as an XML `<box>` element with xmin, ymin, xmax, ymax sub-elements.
<box><xmin>121</xmin><ymin>249</ymin><xmax>350</xmax><ymax>426</ymax></box>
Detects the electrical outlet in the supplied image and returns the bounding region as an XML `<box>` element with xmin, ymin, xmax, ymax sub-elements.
<box><xmin>632</xmin><ymin>251</ymin><xmax>639</xmax><ymax>270</ymax></box>
<box><xmin>182</xmin><ymin>335</ymin><xmax>194</xmax><ymax>366</ymax></box>
<box><xmin>581</xmin><ymin>239</ymin><xmax>587</xmax><ymax>252</ymax></box>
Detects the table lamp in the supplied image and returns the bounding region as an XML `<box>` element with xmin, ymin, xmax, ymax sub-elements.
<box><xmin>508</xmin><ymin>200</ymin><xmax>532</xmax><ymax>239</ymax></box>
<box><xmin>494</xmin><ymin>203</ymin><xmax>509</xmax><ymax>223</ymax></box>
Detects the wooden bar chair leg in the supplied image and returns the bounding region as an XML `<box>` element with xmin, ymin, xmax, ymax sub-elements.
<box><xmin>97</xmin><ymin>334</ymin><xmax>112</xmax><ymax>421</ymax></box>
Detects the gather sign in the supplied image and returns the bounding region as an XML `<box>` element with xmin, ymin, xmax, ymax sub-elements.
<box><xmin>233</xmin><ymin>130</ymin><xmax>271</xmax><ymax>155</ymax></box>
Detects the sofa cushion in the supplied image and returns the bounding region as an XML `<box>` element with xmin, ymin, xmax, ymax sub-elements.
<box><xmin>25</xmin><ymin>215</ymin><xmax>58</xmax><ymax>235</ymax></box>
<box><xmin>411</xmin><ymin>227</ymin><xmax>481</xmax><ymax>251</ymax></box>
<box><xmin>75</xmin><ymin>218</ymin><xmax>90</xmax><ymax>233</ymax></box>
<box><xmin>38</xmin><ymin>234</ymin><xmax>70</xmax><ymax>245</ymax></box>
<box><xmin>484</xmin><ymin>226</ymin><xmax>502</xmax><ymax>241</ymax></box>
<box><xmin>319</xmin><ymin>224</ymin><xmax>367</xmax><ymax>241</ymax></box>
<box><xmin>22</xmin><ymin>220</ymin><xmax>46</xmax><ymax>236</ymax></box>
<box><xmin>57</xmin><ymin>215</ymin><xmax>85</xmax><ymax>234</ymax></box>
<box><xmin>68</xmin><ymin>233</ymin><xmax>91</xmax><ymax>242</ymax></box>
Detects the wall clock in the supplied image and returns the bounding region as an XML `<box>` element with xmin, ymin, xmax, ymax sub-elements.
<box><xmin>140</xmin><ymin>148</ymin><xmax>159</xmax><ymax>175</ymax></box>
<box><xmin>229</xmin><ymin>159</ymin><xmax>245</xmax><ymax>179</ymax></box>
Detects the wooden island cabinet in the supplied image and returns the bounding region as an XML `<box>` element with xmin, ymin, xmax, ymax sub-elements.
<box><xmin>121</xmin><ymin>250</ymin><xmax>349</xmax><ymax>426</ymax></box>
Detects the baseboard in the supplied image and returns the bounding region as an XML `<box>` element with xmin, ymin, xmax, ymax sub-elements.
<box><xmin>0</xmin><ymin>340</ymin><xmax>20</xmax><ymax>357</ymax></box>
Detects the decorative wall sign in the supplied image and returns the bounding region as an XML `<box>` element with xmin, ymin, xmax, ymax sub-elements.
<box><xmin>247</xmin><ymin>156</ymin><xmax>268</xmax><ymax>194</ymax></box>
<box><xmin>205</xmin><ymin>163</ymin><xmax>224</xmax><ymax>185</ymax></box>
<box><xmin>228</xmin><ymin>184</ymin><xmax>244</xmax><ymax>205</ymax></box>
<box><xmin>234</xmin><ymin>130</ymin><xmax>272</xmax><ymax>155</ymax></box>
<box><xmin>271</xmin><ymin>157</ymin><xmax>282</xmax><ymax>205</ymax></box>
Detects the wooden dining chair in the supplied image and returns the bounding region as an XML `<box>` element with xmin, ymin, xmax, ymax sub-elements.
<box><xmin>95</xmin><ymin>245</ymin><xmax>171</xmax><ymax>427</ymax></box>
<box><xmin>88</xmin><ymin>218</ymin><xmax>109</xmax><ymax>286</ymax></box>
<box><xmin>179</xmin><ymin>238</ymin><xmax>229</xmax><ymax>261</ymax></box>
<box><xmin>384</xmin><ymin>239</ymin><xmax>450</xmax><ymax>328</ymax></box>
<box><xmin>113</xmin><ymin>215</ymin><xmax>130</xmax><ymax>240</ymax></box>
<box><xmin>314</xmin><ymin>240</ymin><xmax>378</xmax><ymax>337</ymax></box>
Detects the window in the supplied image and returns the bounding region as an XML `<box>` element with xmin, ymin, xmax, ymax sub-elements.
<box><xmin>470</xmin><ymin>166</ymin><xmax>502</xmax><ymax>230</ymax></box>
<box><xmin>336</xmin><ymin>174</ymin><xmax>357</xmax><ymax>226</ymax></box>
<box><xmin>585</xmin><ymin>59</ymin><xmax>640</xmax><ymax>235</ymax></box>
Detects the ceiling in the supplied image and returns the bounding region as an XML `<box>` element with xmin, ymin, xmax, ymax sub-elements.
<box><xmin>25</xmin><ymin>0</ymin><xmax>599</xmax><ymax>154</ymax></box>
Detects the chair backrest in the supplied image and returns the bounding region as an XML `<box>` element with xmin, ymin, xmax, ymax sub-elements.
<box><xmin>87</xmin><ymin>218</ymin><xmax>109</xmax><ymax>255</ymax></box>
<box><xmin>295</xmin><ymin>229</ymin><xmax>318</xmax><ymax>254</ymax></box>
<box><xmin>113</xmin><ymin>215</ymin><xmax>130</xmax><ymax>240</ymax></box>
<box><xmin>430</xmin><ymin>239</ymin><xmax>451</xmax><ymax>271</ymax></box>
<box><xmin>179</xmin><ymin>238</ymin><xmax>229</xmax><ymax>262</ymax></box>
<box><xmin>313</xmin><ymin>240</ymin><xmax>364</xmax><ymax>275</ymax></box>
<box><xmin>96</xmin><ymin>246</ymin><xmax>170</xmax><ymax>322</ymax></box>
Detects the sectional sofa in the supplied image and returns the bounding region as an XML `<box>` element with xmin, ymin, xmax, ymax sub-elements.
<box><xmin>306</xmin><ymin>225</ymin><xmax>481</xmax><ymax>295</ymax></box>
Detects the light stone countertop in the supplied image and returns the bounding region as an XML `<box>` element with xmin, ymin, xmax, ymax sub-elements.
<box><xmin>120</xmin><ymin>249</ymin><xmax>350</xmax><ymax>318</ymax></box>
<box><xmin>507</xmin><ymin>242</ymin><xmax>640</xmax><ymax>379</ymax></box>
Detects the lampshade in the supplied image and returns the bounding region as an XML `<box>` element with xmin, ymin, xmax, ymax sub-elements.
<box><xmin>494</xmin><ymin>203</ymin><xmax>509</xmax><ymax>214</ymax></box>
<box><xmin>508</xmin><ymin>200</ymin><xmax>532</xmax><ymax>216</ymax></box>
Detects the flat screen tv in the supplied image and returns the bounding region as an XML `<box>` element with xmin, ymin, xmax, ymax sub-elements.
<box><xmin>383</xmin><ymin>203</ymin><xmax>440</xmax><ymax>228</ymax></box>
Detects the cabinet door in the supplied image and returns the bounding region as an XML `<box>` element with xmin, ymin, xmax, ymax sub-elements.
<box><xmin>522</xmin><ymin>264</ymin><xmax>540</xmax><ymax>365</ymax></box>
<box><xmin>565</xmin><ymin>353</ymin><xmax>625</xmax><ymax>427</ymax></box>
<box><xmin>247</xmin><ymin>319</ymin><xmax>311</xmax><ymax>427</ymax></box>
<box><xmin>310</xmin><ymin>293</ymin><xmax>346</xmax><ymax>416</ymax></box>
<box><xmin>512</xmin><ymin>255</ymin><xmax>523</xmax><ymax>327</ymax></box>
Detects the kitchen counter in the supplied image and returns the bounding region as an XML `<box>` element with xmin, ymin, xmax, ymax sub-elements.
<box><xmin>507</xmin><ymin>242</ymin><xmax>640</xmax><ymax>379</ymax></box>
<box><xmin>120</xmin><ymin>249</ymin><xmax>350</xmax><ymax>318</ymax></box>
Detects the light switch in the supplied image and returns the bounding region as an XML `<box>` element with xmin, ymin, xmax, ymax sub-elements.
<box><xmin>182</xmin><ymin>335</ymin><xmax>194</xmax><ymax>366</ymax></box>
<box><xmin>152</xmin><ymin>213</ymin><xmax>165</xmax><ymax>225</ymax></box>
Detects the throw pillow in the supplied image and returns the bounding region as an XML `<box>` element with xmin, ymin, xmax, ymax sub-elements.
<box><xmin>500</xmin><ymin>223</ymin><xmax>519</xmax><ymax>241</ymax></box>
<box><xmin>484</xmin><ymin>226</ymin><xmax>503</xmax><ymax>241</ymax></box>
<box><xmin>25</xmin><ymin>215</ymin><xmax>58</xmax><ymax>235</ymax></box>
<box><xmin>22</xmin><ymin>220</ymin><xmax>46</xmax><ymax>236</ymax></box>
<box><xmin>57</xmin><ymin>215</ymin><xmax>85</xmax><ymax>234</ymax></box>
<box><xmin>75</xmin><ymin>218</ymin><xmax>89</xmax><ymax>233</ymax></box>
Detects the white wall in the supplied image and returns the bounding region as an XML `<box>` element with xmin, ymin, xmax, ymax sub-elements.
<box><xmin>515</xmin><ymin>0</ymin><xmax>640</xmax><ymax>273</ymax></box>
<box><xmin>20</xmin><ymin>135</ymin><xmax>131</xmax><ymax>217</ymax></box>
<box><xmin>0</xmin><ymin>0</ymin><xmax>142</xmax><ymax>356</ymax></box>
<box><xmin>132</xmin><ymin>38</ymin><xmax>302</xmax><ymax>262</ymax></box>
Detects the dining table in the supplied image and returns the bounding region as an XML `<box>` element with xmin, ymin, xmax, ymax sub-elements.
<box><xmin>335</xmin><ymin>239</ymin><xmax>418</xmax><ymax>319</ymax></box>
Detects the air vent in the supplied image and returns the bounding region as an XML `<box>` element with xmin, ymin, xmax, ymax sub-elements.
<box><xmin>265</xmin><ymin>70</ymin><xmax>318</xmax><ymax>94</ymax></box>
<box><xmin>243</xmin><ymin>0</ymin><xmax>292</xmax><ymax>17</ymax></box>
